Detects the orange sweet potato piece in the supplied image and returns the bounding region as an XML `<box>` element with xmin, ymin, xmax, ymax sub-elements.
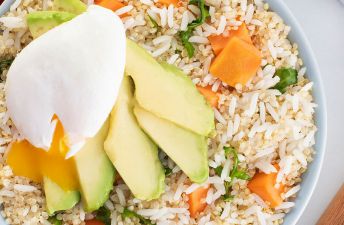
<box><xmin>208</xmin><ymin>23</ymin><xmax>252</xmax><ymax>55</ymax></box>
<box><xmin>197</xmin><ymin>86</ymin><xmax>219</xmax><ymax>108</ymax></box>
<box><xmin>208</xmin><ymin>35</ymin><xmax>230</xmax><ymax>56</ymax></box>
<box><xmin>247</xmin><ymin>165</ymin><xmax>284</xmax><ymax>208</ymax></box>
<box><xmin>230</xmin><ymin>23</ymin><xmax>253</xmax><ymax>45</ymax></box>
<box><xmin>209</xmin><ymin>36</ymin><xmax>261</xmax><ymax>87</ymax></box>
<box><xmin>95</xmin><ymin>0</ymin><xmax>125</xmax><ymax>12</ymax></box>
<box><xmin>188</xmin><ymin>186</ymin><xmax>209</xmax><ymax>218</ymax></box>
<box><xmin>85</xmin><ymin>219</ymin><xmax>105</xmax><ymax>225</ymax></box>
<box><xmin>158</xmin><ymin>0</ymin><xmax>179</xmax><ymax>7</ymax></box>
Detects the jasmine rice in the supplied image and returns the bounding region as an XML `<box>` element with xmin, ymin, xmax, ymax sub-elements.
<box><xmin>0</xmin><ymin>0</ymin><xmax>316</xmax><ymax>224</ymax></box>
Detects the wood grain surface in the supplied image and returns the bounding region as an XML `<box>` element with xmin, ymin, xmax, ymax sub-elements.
<box><xmin>317</xmin><ymin>184</ymin><xmax>344</xmax><ymax>225</ymax></box>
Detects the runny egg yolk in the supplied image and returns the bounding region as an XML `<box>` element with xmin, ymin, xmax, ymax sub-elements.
<box><xmin>7</xmin><ymin>119</ymin><xmax>78</xmax><ymax>191</ymax></box>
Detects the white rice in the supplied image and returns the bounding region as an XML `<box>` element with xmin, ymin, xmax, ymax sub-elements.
<box><xmin>220</xmin><ymin>159</ymin><xmax>231</xmax><ymax>181</ymax></box>
<box><xmin>254</xmin><ymin>147</ymin><xmax>275</xmax><ymax>159</ymax></box>
<box><xmin>205</xmin><ymin>188</ymin><xmax>214</xmax><ymax>204</ymax></box>
<box><xmin>180</xmin><ymin>11</ymin><xmax>189</xmax><ymax>31</ymax></box>
<box><xmin>115</xmin><ymin>187</ymin><xmax>126</xmax><ymax>206</ymax></box>
<box><xmin>284</xmin><ymin>185</ymin><xmax>301</xmax><ymax>198</ymax></box>
<box><xmin>151</xmin><ymin>43</ymin><xmax>171</xmax><ymax>57</ymax></box>
<box><xmin>167</xmin><ymin>4</ymin><xmax>174</xmax><ymax>28</ymax></box>
<box><xmin>167</xmin><ymin>54</ymin><xmax>179</xmax><ymax>64</ymax></box>
<box><xmin>252</xmin><ymin>193</ymin><xmax>268</xmax><ymax>209</ymax></box>
<box><xmin>159</xmin><ymin>7</ymin><xmax>168</xmax><ymax>27</ymax></box>
<box><xmin>184</xmin><ymin>183</ymin><xmax>201</xmax><ymax>194</ymax></box>
<box><xmin>10</xmin><ymin>0</ymin><xmax>22</xmax><ymax>11</ymax></box>
<box><xmin>115</xmin><ymin>5</ymin><xmax>133</xmax><ymax>16</ymax></box>
<box><xmin>213</xmin><ymin>108</ymin><xmax>227</xmax><ymax>125</ymax></box>
<box><xmin>275</xmin><ymin>202</ymin><xmax>295</xmax><ymax>210</ymax></box>
<box><xmin>0</xmin><ymin>17</ymin><xmax>25</xmax><ymax>28</ymax></box>
<box><xmin>140</xmin><ymin>0</ymin><xmax>153</xmax><ymax>6</ymax></box>
<box><xmin>216</xmin><ymin>15</ymin><xmax>226</xmax><ymax>35</ymax></box>
<box><xmin>188</xmin><ymin>5</ymin><xmax>200</xmax><ymax>16</ymax></box>
<box><xmin>152</xmin><ymin>35</ymin><xmax>172</xmax><ymax>45</ymax></box>
<box><xmin>189</xmin><ymin>36</ymin><xmax>209</xmax><ymax>44</ymax></box>
<box><xmin>220</xmin><ymin>203</ymin><xmax>231</xmax><ymax>220</ymax></box>
<box><xmin>245</xmin><ymin>4</ymin><xmax>254</xmax><ymax>24</ymax></box>
<box><xmin>13</xmin><ymin>184</ymin><xmax>37</xmax><ymax>192</ymax></box>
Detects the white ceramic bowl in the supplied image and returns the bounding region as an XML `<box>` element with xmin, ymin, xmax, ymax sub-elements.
<box><xmin>0</xmin><ymin>1</ymin><xmax>327</xmax><ymax>224</ymax></box>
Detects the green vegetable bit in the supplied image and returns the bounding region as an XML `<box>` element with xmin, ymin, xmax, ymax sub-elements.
<box><xmin>273</xmin><ymin>68</ymin><xmax>298</xmax><ymax>93</ymax></box>
<box><xmin>95</xmin><ymin>206</ymin><xmax>111</xmax><ymax>225</ymax></box>
<box><xmin>179</xmin><ymin>0</ymin><xmax>210</xmax><ymax>58</ymax></box>
<box><xmin>222</xmin><ymin>193</ymin><xmax>234</xmax><ymax>202</ymax></box>
<box><xmin>48</xmin><ymin>216</ymin><xmax>62</xmax><ymax>225</ymax></box>
<box><xmin>214</xmin><ymin>166</ymin><xmax>223</xmax><ymax>176</ymax></box>
<box><xmin>0</xmin><ymin>58</ymin><xmax>14</xmax><ymax>75</ymax></box>
<box><xmin>214</xmin><ymin>147</ymin><xmax>250</xmax><ymax>202</ymax></box>
<box><xmin>148</xmin><ymin>15</ymin><xmax>159</xmax><ymax>29</ymax></box>
<box><xmin>224</xmin><ymin>147</ymin><xmax>251</xmax><ymax>184</ymax></box>
<box><xmin>164</xmin><ymin>167</ymin><xmax>173</xmax><ymax>176</ymax></box>
<box><xmin>122</xmin><ymin>208</ymin><xmax>155</xmax><ymax>225</ymax></box>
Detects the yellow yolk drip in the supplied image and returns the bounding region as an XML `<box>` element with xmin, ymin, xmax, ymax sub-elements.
<box><xmin>7</xmin><ymin>119</ymin><xmax>78</xmax><ymax>191</ymax></box>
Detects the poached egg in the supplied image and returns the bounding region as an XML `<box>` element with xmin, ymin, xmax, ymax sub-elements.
<box><xmin>6</xmin><ymin>5</ymin><xmax>126</xmax><ymax>157</ymax></box>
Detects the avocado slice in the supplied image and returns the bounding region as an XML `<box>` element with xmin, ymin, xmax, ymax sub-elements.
<box><xmin>27</xmin><ymin>11</ymin><xmax>76</xmax><ymax>39</ymax></box>
<box><xmin>104</xmin><ymin>76</ymin><xmax>165</xmax><ymax>200</ymax></box>
<box><xmin>125</xmin><ymin>39</ymin><xmax>215</xmax><ymax>137</ymax></box>
<box><xmin>43</xmin><ymin>176</ymin><xmax>80</xmax><ymax>215</ymax></box>
<box><xmin>134</xmin><ymin>105</ymin><xmax>209</xmax><ymax>183</ymax></box>
<box><xmin>73</xmin><ymin>119</ymin><xmax>115</xmax><ymax>212</ymax></box>
<box><xmin>53</xmin><ymin>0</ymin><xmax>87</xmax><ymax>15</ymax></box>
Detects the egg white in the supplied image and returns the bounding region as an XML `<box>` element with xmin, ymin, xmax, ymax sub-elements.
<box><xmin>6</xmin><ymin>5</ymin><xmax>126</xmax><ymax>155</ymax></box>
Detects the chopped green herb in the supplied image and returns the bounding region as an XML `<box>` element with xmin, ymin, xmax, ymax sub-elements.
<box><xmin>122</xmin><ymin>208</ymin><xmax>155</xmax><ymax>225</ymax></box>
<box><xmin>273</xmin><ymin>68</ymin><xmax>298</xmax><ymax>93</ymax></box>
<box><xmin>175</xmin><ymin>49</ymin><xmax>182</xmax><ymax>54</ymax></box>
<box><xmin>164</xmin><ymin>167</ymin><xmax>173</xmax><ymax>176</ymax></box>
<box><xmin>232</xmin><ymin>170</ymin><xmax>251</xmax><ymax>180</ymax></box>
<box><xmin>48</xmin><ymin>216</ymin><xmax>62</xmax><ymax>225</ymax></box>
<box><xmin>224</xmin><ymin>180</ymin><xmax>231</xmax><ymax>192</ymax></box>
<box><xmin>95</xmin><ymin>206</ymin><xmax>111</xmax><ymax>225</ymax></box>
<box><xmin>217</xmin><ymin>147</ymin><xmax>251</xmax><ymax>200</ymax></box>
<box><xmin>223</xmin><ymin>147</ymin><xmax>251</xmax><ymax>184</ymax></box>
<box><xmin>0</xmin><ymin>58</ymin><xmax>14</xmax><ymax>75</ymax></box>
<box><xmin>222</xmin><ymin>193</ymin><xmax>234</xmax><ymax>202</ymax></box>
<box><xmin>148</xmin><ymin>15</ymin><xmax>159</xmax><ymax>29</ymax></box>
<box><xmin>214</xmin><ymin>166</ymin><xmax>223</xmax><ymax>176</ymax></box>
<box><xmin>179</xmin><ymin>0</ymin><xmax>210</xmax><ymax>58</ymax></box>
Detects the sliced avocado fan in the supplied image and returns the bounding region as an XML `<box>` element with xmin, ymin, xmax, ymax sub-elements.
<box><xmin>125</xmin><ymin>39</ymin><xmax>215</xmax><ymax>137</ymax></box>
<box><xmin>134</xmin><ymin>105</ymin><xmax>209</xmax><ymax>184</ymax></box>
<box><xmin>104</xmin><ymin>76</ymin><xmax>165</xmax><ymax>200</ymax></box>
<box><xmin>53</xmin><ymin>0</ymin><xmax>87</xmax><ymax>15</ymax></box>
<box><xmin>27</xmin><ymin>11</ymin><xmax>76</xmax><ymax>39</ymax></box>
<box><xmin>43</xmin><ymin>176</ymin><xmax>80</xmax><ymax>215</ymax></box>
<box><xmin>26</xmin><ymin>0</ymin><xmax>86</xmax><ymax>39</ymax></box>
<box><xmin>74</xmin><ymin>120</ymin><xmax>115</xmax><ymax>212</ymax></box>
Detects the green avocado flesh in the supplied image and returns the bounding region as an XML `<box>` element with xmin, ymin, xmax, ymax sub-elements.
<box><xmin>53</xmin><ymin>0</ymin><xmax>87</xmax><ymax>15</ymax></box>
<box><xmin>104</xmin><ymin>76</ymin><xmax>165</xmax><ymax>200</ymax></box>
<box><xmin>74</xmin><ymin>120</ymin><xmax>115</xmax><ymax>212</ymax></box>
<box><xmin>26</xmin><ymin>11</ymin><xmax>76</xmax><ymax>39</ymax></box>
<box><xmin>125</xmin><ymin>39</ymin><xmax>215</xmax><ymax>137</ymax></box>
<box><xmin>43</xmin><ymin>176</ymin><xmax>80</xmax><ymax>215</ymax></box>
<box><xmin>134</xmin><ymin>105</ymin><xmax>209</xmax><ymax>184</ymax></box>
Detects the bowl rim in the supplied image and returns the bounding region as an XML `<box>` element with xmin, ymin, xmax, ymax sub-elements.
<box><xmin>266</xmin><ymin>1</ymin><xmax>327</xmax><ymax>225</ymax></box>
<box><xmin>0</xmin><ymin>1</ymin><xmax>327</xmax><ymax>225</ymax></box>
<box><xmin>0</xmin><ymin>0</ymin><xmax>14</xmax><ymax>16</ymax></box>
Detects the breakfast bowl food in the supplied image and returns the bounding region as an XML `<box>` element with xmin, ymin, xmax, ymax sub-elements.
<box><xmin>0</xmin><ymin>0</ymin><xmax>326</xmax><ymax>224</ymax></box>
